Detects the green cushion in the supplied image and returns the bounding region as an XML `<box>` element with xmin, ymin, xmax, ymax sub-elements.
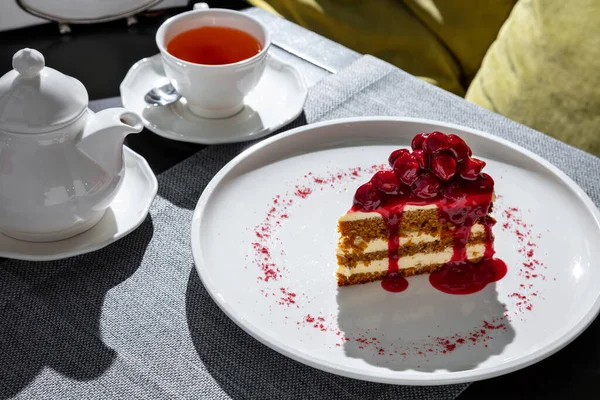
<box><xmin>249</xmin><ymin>0</ymin><xmax>516</xmax><ymax>95</ymax></box>
<box><xmin>466</xmin><ymin>0</ymin><xmax>600</xmax><ymax>156</ymax></box>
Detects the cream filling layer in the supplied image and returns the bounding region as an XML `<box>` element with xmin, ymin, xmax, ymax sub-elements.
<box><xmin>336</xmin><ymin>224</ymin><xmax>485</xmax><ymax>255</ymax></box>
<box><xmin>336</xmin><ymin>244</ymin><xmax>486</xmax><ymax>277</ymax></box>
<box><xmin>338</xmin><ymin>205</ymin><xmax>436</xmax><ymax>222</ymax></box>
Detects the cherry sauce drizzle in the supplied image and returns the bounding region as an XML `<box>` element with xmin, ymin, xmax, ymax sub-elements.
<box><xmin>354</xmin><ymin>185</ymin><xmax>506</xmax><ymax>295</ymax></box>
<box><xmin>430</xmin><ymin>192</ymin><xmax>506</xmax><ymax>294</ymax></box>
<box><xmin>377</xmin><ymin>205</ymin><xmax>409</xmax><ymax>292</ymax></box>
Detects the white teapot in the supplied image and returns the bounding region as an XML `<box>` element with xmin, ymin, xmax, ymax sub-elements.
<box><xmin>0</xmin><ymin>49</ymin><xmax>143</xmax><ymax>242</ymax></box>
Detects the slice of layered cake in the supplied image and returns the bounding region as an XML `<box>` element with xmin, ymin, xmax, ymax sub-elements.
<box><xmin>336</xmin><ymin>131</ymin><xmax>497</xmax><ymax>289</ymax></box>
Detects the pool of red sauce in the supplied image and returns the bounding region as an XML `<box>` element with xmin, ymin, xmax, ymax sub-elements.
<box><xmin>350</xmin><ymin>185</ymin><xmax>506</xmax><ymax>294</ymax></box>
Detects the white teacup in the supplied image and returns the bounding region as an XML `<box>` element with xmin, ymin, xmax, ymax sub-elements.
<box><xmin>155</xmin><ymin>4</ymin><xmax>271</xmax><ymax>119</ymax></box>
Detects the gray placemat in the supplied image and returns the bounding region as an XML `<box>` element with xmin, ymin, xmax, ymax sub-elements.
<box><xmin>3</xmin><ymin>54</ymin><xmax>599</xmax><ymax>399</ymax></box>
<box><xmin>245</xmin><ymin>8</ymin><xmax>361</xmax><ymax>74</ymax></box>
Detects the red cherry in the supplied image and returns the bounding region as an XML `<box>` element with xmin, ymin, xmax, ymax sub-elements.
<box><xmin>431</xmin><ymin>154</ymin><xmax>457</xmax><ymax>181</ymax></box>
<box><xmin>422</xmin><ymin>131</ymin><xmax>450</xmax><ymax>154</ymax></box>
<box><xmin>371</xmin><ymin>170</ymin><xmax>400</xmax><ymax>194</ymax></box>
<box><xmin>471</xmin><ymin>172</ymin><xmax>495</xmax><ymax>192</ymax></box>
<box><xmin>411</xmin><ymin>133</ymin><xmax>430</xmax><ymax>150</ymax></box>
<box><xmin>410</xmin><ymin>172</ymin><xmax>442</xmax><ymax>199</ymax></box>
<box><xmin>441</xmin><ymin>181</ymin><xmax>464</xmax><ymax>201</ymax></box>
<box><xmin>393</xmin><ymin>152</ymin><xmax>420</xmax><ymax>185</ymax></box>
<box><xmin>447</xmin><ymin>134</ymin><xmax>472</xmax><ymax>161</ymax></box>
<box><xmin>412</xmin><ymin>149</ymin><xmax>428</xmax><ymax>169</ymax></box>
<box><xmin>396</xmin><ymin>183</ymin><xmax>412</xmax><ymax>197</ymax></box>
<box><xmin>388</xmin><ymin>148</ymin><xmax>409</xmax><ymax>167</ymax></box>
<box><xmin>353</xmin><ymin>182</ymin><xmax>383</xmax><ymax>210</ymax></box>
<box><xmin>459</xmin><ymin>157</ymin><xmax>486</xmax><ymax>180</ymax></box>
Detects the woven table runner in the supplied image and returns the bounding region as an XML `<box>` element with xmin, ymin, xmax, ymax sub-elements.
<box><xmin>2</xmin><ymin>55</ymin><xmax>599</xmax><ymax>399</ymax></box>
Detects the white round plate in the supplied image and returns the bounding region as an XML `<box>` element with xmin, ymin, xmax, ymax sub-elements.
<box><xmin>120</xmin><ymin>53</ymin><xmax>307</xmax><ymax>145</ymax></box>
<box><xmin>0</xmin><ymin>147</ymin><xmax>157</xmax><ymax>261</ymax></box>
<box><xmin>191</xmin><ymin>117</ymin><xmax>600</xmax><ymax>385</ymax></box>
<box><xmin>18</xmin><ymin>0</ymin><xmax>161</xmax><ymax>23</ymax></box>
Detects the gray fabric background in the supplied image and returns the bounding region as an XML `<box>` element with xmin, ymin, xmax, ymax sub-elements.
<box><xmin>1</xmin><ymin>54</ymin><xmax>599</xmax><ymax>399</ymax></box>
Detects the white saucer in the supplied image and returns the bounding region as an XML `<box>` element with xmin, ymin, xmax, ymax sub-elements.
<box><xmin>0</xmin><ymin>147</ymin><xmax>158</xmax><ymax>262</ymax></box>
<box><xmin>120</xmin><ymin>53</ymin><xmax>308</xmax><ymax>145</ymax></box>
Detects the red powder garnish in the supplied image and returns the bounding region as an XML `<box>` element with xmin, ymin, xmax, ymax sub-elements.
<box><xmin>337</xmin><ymin>317</ymin><xmax>509</xmax><ymax>357</ymax></box>
<box><xmin>294</xmin><ymin>186</ymin><xmax>312</xmax><ymax>198</ymax></box>
<box><xmin>249</xmin><ymin>164</ymin><xmax>388</xmax><ymax>290</ymax></box>
<box><xmin>527</xmin><ymin>249</ymin><xmax>534</xmax><ymax>257</ymax></box>
<box><xmin>277</xmin><ymin>288</ymin><xmax>297</xmax><ymax>306</ymax></box>
<box><xmin>497</xmin><ymin>203</ymin><xmax>547</xmax><ymax>316</ymax></box>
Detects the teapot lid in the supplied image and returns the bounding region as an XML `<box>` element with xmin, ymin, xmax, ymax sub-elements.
<box><xmin>0</xmin><ymin>48</ymin><xmax>88</xmax><ymax>134</ymax></box>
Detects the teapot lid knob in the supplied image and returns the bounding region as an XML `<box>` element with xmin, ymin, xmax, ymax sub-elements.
<box><xmin>0</xmin><ymin>48</ymin><xmax>89</xmax><ymax>134</ymax></box>
<box><xmin>12</xmin><ymin>48</ymin><xmax>45</xmax><ymax>79</ymax></box>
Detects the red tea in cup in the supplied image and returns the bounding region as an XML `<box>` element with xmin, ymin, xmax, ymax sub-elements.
<box><xmin>166</xmin><ymin>26</ymin><xmax>262</xmax><ymax>65</ymax></box>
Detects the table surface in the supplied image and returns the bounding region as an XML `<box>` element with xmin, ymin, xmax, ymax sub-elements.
<box><xmin>0</xmin><ymin>3</ymin><xmax>597</xmax><ymax>399</ymax></box>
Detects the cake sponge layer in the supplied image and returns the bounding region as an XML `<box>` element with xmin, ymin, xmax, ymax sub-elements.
<box><xmin>336</xmin><ymin>244</ymin><xmax>486</xmax><ymax>286</ymax></box>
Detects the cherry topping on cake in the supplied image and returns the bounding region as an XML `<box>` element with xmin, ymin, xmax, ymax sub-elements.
<box><xmin>469</xmin><ymin>172</ymin><xmax>495</xmax><ymax>192</ymax></box>
<box><xmin>371</xmin><ymin>170</ymin><xmax>400</xmax><ymax>194</ymax></box>
<box><xmin>347</xmin><ymin>131</ymin><xmax>500</xmax><ymax>295</ymax></box>
<box><xmin>353</xmin><ymin>182</ymin><xmax>383</xmax><ymax>210</ymax></box>
<box><xmin>412</xmin><ymin>149</ymin><xmax>428</xmax><ymax>169</ymax></box>
<box><xmin>351</xmin><ymin>131</ymin><xmax>491</xmax><ymax>209</ymax></box>
<box><xmin>441</xmin><ymin>181</ymin><xmax>463</xmax><ymax>201</ymax></box>
<box><xmin>459</xmin><ymin>157</ymin><xmax>486</xmax><ymax>180</ymax></box>
<box><xmin>431</xmin><ymin>153</ymin><xmax>457</xmax><ymax>181</ymax></box>
<box><xmin>447</xmin><ymin>134</ymin><xmax>472</xmax><ymax>161</ymax></box>
<box><xmin>393</xmin><ymin>152</ymin><xmax>420</xmax><ymax>185</ymax></box>
<box><xmin>410</xmin><ymin>172</ymin><xmax>442</xmax><ymax>199</ymax></box>
<box><xmin>411</xmin><ymin>133</ymin><xmax>429</xmax><ymax>150</ymax></box>
<box><xmin>388</xmin><ymin>148</ymin><xmax>410</xmax><ymax>166</ymax></box>
<box><xmin>422</xmin><ymin>131</ymin><xmax>450</xmax><ymax>154</ymax></box>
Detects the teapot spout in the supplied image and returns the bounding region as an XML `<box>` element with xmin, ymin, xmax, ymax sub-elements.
<box><xmin>77</xmin><ymin>108</ymin><xmax>143</xmax><ymax>173</ymax></box>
